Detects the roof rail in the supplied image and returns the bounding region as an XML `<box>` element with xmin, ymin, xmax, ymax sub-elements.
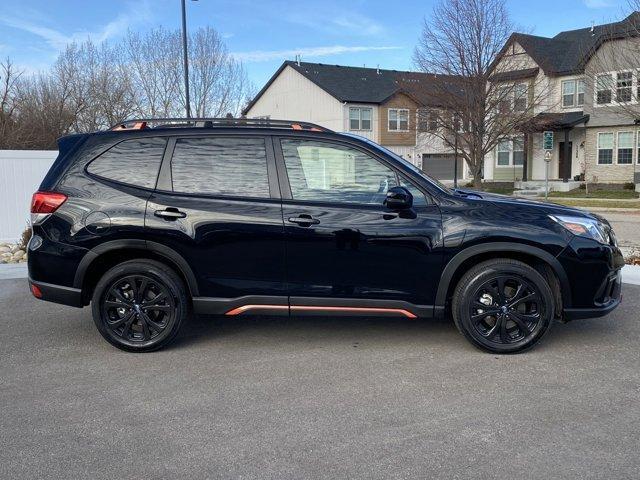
<box><xmin>109</xmin><ymin>117</ymin><xmax>332</xmax><ymax>132</ymax></box>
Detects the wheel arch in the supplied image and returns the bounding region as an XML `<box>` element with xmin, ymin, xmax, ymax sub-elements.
<box><xmin>436</xmin><ymin>242</ymin><xmax>571</xmax><ymax>313</ymax></box>
<box><xmin>74</xmin><ymin>240</ymin><xmax>199</xmax><ymax>304</ymax></box>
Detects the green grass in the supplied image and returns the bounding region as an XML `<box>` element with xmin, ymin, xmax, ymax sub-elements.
<box><xmin>481</xmin><ymin>187</ymin><xmax>514</xmax><ymax>195</ymax></box>
<box><xmin>547</xmin><ymin>188</ymin><xmax>639</xmax><ymax>199</ymax></box>
<box><xmin>545</xmin><ymin>199</ymin><xmax>640</xmax><ymax>209</ymax></box>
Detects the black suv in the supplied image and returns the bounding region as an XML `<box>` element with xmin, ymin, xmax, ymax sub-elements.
<box><xmin>28</xmin><ymin>118</ymin><xmax>623</xmax><ymax>353</ymax></box>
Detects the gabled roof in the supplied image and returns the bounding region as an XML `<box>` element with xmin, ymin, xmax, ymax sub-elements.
<box><xmin>501</xmin><ymin>12</ymin><xmax>640</xmax><ymax>76</ymax></box>
<box><xmin>242</xmin><ymin>61</ymin><xmax>460</xmax><ymax>115</ymax></box>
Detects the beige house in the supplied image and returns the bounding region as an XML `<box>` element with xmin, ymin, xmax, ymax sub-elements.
<box><xmin>486</xmin><ymin>12</ymin><xmax>640</xmax><ymax>188</ymax></box>
<box><xmin>243</xmin><ymin>61</ymin><xmax>467</xmax><ymax>182</ymax></box>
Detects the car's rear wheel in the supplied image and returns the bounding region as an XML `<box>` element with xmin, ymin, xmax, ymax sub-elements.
<box><xmin>452</xmin><ymin>259</ymin><xmax>554</xmax><ymax>354</ymax></box>
<box><xmin>91</xmin><ymin>259</ymin><xmax>188</xmax><ymax>352</ymax></box>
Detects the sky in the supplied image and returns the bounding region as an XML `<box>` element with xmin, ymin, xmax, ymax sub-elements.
<box><xmin>0</xmin><ymin>0</ymin><xmax>633</xmax><ymax>88</ymax></box>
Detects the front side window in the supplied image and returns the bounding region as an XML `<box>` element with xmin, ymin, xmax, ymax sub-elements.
<box><xmin>597</xmin><ymin>132</ymin><xmax>614</xmax><ymax>164</ymax></box>
<box><xmin>87</xmin><ymin>137</ymin><xmax>167</xmax><ymax>188</ymax></box>
<box><xmin>596</xmin><ymin>74</ymin><xmax>613</xmax><ymax>105</ymax></box>
<box><xmin>281</xmin><ymin>139</ymin><xmax>398</xmax><ymax>204</ymax></box>
<box><xmin>171</xmin><ymin>136</ymin><xmax>270</xmax><ymax>197</ymax></box>
<box><xmin>616</xmin><ymin>71</ymin><xmax>633</xmax><ymax>103</ymax></box>
<box><xmin>349</xmin><ymin>107</ymin><xmax>372</xmax><ymax>131</ymax></box>
<box><xmin>617</xmin><ymin>131</ymin><xmax>634</xmax><ymax>164</ymax></box>
<box><xmin>388</xmin><ymin>108</ymin><xmax>409</xmax><ymax>131</ymax></box>
<box><xmin>562</xmin><ymin>80</ymin><xmax>576</xmax><ymax>107</ymax></box>
<box><xmin>497</xmin><ymin>139</ymin><xmax>511</xmax><ymax>166</ymax></box>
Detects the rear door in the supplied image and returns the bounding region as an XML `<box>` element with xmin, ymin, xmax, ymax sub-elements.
<box><xmin>146</xmin><ymin>133</ymin><xmax>286</xmax><ymax>304</ymax></box>
<box><xmin>274</xmin><ymin>136</ymin><xmax>442</xmax><ymax>314</ymax></box>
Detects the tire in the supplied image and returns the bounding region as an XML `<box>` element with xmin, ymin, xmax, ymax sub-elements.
<box><xmin>452</xmin><ymin>259</ymin><xmax>554</xmax><ymax>354</ymax></box>
<box><xmin>91</xmin><ymin>259</ymin><xmax>189</xmax><ymax>352</ymax></box>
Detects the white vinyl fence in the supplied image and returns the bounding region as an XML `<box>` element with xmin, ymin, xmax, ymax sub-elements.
<box><xmin>0</xmin><ymin>150</ymin><xmax>58</xmax><ymax>242</ymax></box>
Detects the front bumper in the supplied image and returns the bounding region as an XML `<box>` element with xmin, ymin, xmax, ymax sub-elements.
<box><xmin>563</xmin><ymin>269</ymin><xmax>622</xmax><ymax>320</ymax></box>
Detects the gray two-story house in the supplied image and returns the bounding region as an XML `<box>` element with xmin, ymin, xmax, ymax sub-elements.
<box><xmin>486</xmin><ymin>12</ymin><xmax>640</xmax><ymax>188</ymax></box>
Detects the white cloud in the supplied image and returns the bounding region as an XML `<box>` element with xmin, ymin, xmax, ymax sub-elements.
<box><xmin>583</xmin><ymin>0</ymin><xmax>616</xmax><ymax>8</ymax></box>
<box><xmin>233</xmin><ymin>45</ymin><xmax>402</xmax><ymax>63</ymax></box>
<box><xmin>0</xmin><ymin>1</ymin><xmax>153</xmax><ymax>51</ymax></box>
<box><xmin>284</xmin><ymin>11</ymin><xmax>384</xmax><ymax>36</ymax></box>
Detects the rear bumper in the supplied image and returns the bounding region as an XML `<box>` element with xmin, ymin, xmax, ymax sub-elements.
<box><xmin>563</xmin><ymin>270</ymin><xmax>622</xmax><ymax>321</ymax></box>
<box><xmin>28</xmin><ymin>278</ymin><xmax>83</xmax><ymax>308</ymax></box>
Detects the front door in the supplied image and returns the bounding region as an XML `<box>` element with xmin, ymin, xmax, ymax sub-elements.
<box><xmin>145</xmin><ymin>134</ymin><xmax>286</xmax><ymax>305</ymax></box>
<box><xmin>558</xmin><ymin>141</ymin><xmax>573</xmax><ymax>180</ymax></box>
<box><xmin>275</xmin><ymin>136</ymin><xmax>442</xmax><ymax>315</ymax></box>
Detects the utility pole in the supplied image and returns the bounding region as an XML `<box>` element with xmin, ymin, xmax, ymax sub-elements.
<box><xmin>181</xmin><ymin>0</ymin><xmax>191</xmax><ymax>118</ymax></box>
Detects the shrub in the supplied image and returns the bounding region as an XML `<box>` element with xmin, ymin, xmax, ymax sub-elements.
<box><xmin>19</xmin><ymin>226</ymin><xmax>32</xmax><ymax>251</ymax></box>
<box><xmin>623</xmin><ymin>182</ymin><xmax>635</xmax><ymax>190</ymax></box>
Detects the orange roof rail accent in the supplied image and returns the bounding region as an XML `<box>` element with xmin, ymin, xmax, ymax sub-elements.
<box><xmin>291</xmin><ymin>123</ymin><xmax>303</xmax><ymax>130</ymax></box>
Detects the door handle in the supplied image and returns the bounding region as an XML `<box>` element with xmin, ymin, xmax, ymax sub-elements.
<box><xmin>288</xmin><ymin>215</ymin><xmax>320</xmax><ymax>226</ymax></box>
<box><xmin>154</xmin><ymin>208</ymin><xmax>187</xmax><ymax>220</ymax></box>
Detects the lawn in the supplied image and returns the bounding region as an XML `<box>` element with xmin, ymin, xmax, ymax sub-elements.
<box><xmin>547</xmin><ymin>188</ymin><xmax>639</xmax><ymax>199</ymax></box>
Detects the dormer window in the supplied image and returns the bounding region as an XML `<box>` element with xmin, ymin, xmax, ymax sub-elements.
<box><xmin>561</xmin><ymin>79</ymin><xmax>585</xmax><ymax>107</ymax></box>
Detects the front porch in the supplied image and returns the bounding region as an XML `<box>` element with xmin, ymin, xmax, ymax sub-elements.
<box><xmin>520</xmin><ymin>111</ymin><xmax>589</xmax><ymax>183</ymax></box>
<box><xmin>513</xmin><ymin>179</ymin><xmax>583</xmax><ymax>197</ymax></box>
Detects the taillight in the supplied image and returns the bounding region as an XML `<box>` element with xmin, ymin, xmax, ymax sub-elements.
<box><xmin>31</xmin><ymin>191</ymin><xmax>67</xmax><ymax>214</ymax></box>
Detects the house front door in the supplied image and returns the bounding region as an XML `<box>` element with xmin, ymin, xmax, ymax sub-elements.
<box><xmin>558</xmin><ymin>142</ymin><xmax>573</xmax><ymax>181</ymax></box>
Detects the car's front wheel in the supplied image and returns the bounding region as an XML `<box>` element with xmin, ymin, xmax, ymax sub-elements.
<box><xmin>452</xmin><ymin>259</ymin><xmax>555</xmax><ymax>354</ymax></box>
<box><xmin>91</xmin><ymin>259</ymin><xmax>188</xmax><ymax>352</ymax></box>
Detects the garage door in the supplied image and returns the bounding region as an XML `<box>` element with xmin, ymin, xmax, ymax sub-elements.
<box><xmin>422</xmin><ymin>154</ymin><xmax>463</xmax><ymax>180</ymax></box>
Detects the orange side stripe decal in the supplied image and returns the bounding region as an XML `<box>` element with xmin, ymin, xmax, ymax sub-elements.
<box><xmin>224</xmin><ymin>304</ymin><xmax>417</xmax><ymax>319</ymax></box>
<box><xmin>225</xmin><ymin>305</ymin><xmax>289</xmax><ymax>316</ymax></box>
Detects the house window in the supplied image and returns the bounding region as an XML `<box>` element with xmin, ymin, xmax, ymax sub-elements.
<box><xmin>388</xmin><ymin>108</ymin><xmax>409</xmax><ymax>131</ymax></box>
<box><xmin>597</xmin><ymin>132</ymin><xmax>614</xmax><ymax>164</ymax></box>
<box><xmin>497</xmin><ymin>139</ymin><xmax>511</xmax><ymax>166</ymax></box>
<box><xmin>577</xmin><ymin>79</ymin><xmax>585</xmax><ymax>106</ymax></box>
<box><xmin>497</xmin><ymin>86</ymin><xmax>511</xmax><ymax>113</ymax></box>
<box><xmin>496</xmin><ymin>137</ymin><xmax>525</xmax><ymax>166</ymax></box>
<box><xmin>561</xmin><ymin>79</ymin><xmax>585</xmax><ymax>107</ymax></box>
<box><xmin>596</xmin><ymin>74</ymin><xmax>613</xmax><ymax>105</ymax></box>
<box><xmin>513</xmin><ymin>84</ymin><xmax>527</xmax><ymax>112</ymax></box>
<box><xmin>349</xmin><ymin>107</ymin><xmax>372</xmax><ymax>131</ymax></box>
<box><xmin>617</xmin><ymin>131</ymin><xmax>634</xmax><ymax>164</ymax></box>
<box><xmin>616</xmin><ymin>72</ymin><xmax>632</xmax><ymax>102</ymax></box>
<box><xmin>513</xmin><ymin>137</ymin><xmax>524</xmax><ymax>165</ymax></box>
<box><xmin>417</xmin><ymin>109</ymin><xmax>438</xmax><ymax>132</ymax></box>
<box><xmin>562</xmin><ymin>80</ymin><xmax>576</xmax><ymax>107</ymax></box>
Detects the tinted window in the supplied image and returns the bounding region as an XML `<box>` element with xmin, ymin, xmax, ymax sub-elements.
<box><xmin>281</xmin><ymin>139</ymin><xmax>398</xmax><ymax>205</ymax></box>
<box><xmin>171</xmin><ymin>137</ymin><xmax>269</xmax><ymax>198</ymax></box>
<box><xmin>87</xmin><ymin>137</ymin><xmax>166</xmax><ymax>188</ymax></box>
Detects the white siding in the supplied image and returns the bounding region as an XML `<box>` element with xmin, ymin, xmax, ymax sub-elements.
<box><xmin>0</xmin><ymin>150</ymin><xmax>57</xmax><ymax>242</ymax></box>
<box><xmin>246</xmin><ymin>66</ymin><xmax>345</xmax><ymax>131</ymax></box>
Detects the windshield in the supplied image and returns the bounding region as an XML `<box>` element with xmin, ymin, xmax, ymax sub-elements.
<box><xmin>339</xmin><ymin>133</ymin><xmax>453</xmax><ymax>194</ymax></box>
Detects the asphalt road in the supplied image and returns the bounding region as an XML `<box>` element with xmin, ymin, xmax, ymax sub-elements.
<box><xmin>1</xmin><ymin>278</ymin><xmax>639</xmax><ymax>480</ymax></box>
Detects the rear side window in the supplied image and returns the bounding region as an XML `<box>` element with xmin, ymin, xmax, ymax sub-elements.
<box><xmin>171</xmin><ymin>137</ymin><xmax>270</xmax><ymax>198</ymax></box>
<box><xmin>87</xmin><ymin>137</ymin><xmax>166</xmax><ymax>188</ymax></box>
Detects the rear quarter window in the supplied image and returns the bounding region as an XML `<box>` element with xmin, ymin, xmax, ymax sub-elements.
<box><xmin>87</xmin><ymin>137</ymin><xmax>167</xmax><ymax>188</ymax></box>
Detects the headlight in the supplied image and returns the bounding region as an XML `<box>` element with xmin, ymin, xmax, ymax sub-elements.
<box><xmin>549</xmin><ymin>215</ymin><xmax>610</xmax><ymax>244</ymax></box>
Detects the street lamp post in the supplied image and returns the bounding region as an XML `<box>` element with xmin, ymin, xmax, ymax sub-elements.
<box><xmin>181</xmin><ymin>0</ymin><xmax>191</xmax><ymax>118</ymax></box>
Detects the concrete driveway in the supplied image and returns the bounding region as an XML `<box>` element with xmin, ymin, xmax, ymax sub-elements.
<box><xmin>1</xmin><ymin>277</ymin><xmax>639</xmax><ymax>479</ymax></box>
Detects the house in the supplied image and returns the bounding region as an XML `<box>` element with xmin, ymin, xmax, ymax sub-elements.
<box><xmin>486</xmin><ymin>12</ymin><xmax>640</xmax><ymax>188</ymax></box>
<box><xmin>243</xmin><ymin>61</ymin><xmax>467</xmax><ymax>182</ymax></box>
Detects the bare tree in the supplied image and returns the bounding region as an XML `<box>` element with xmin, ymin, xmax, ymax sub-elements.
<box><xmin>0</xmin><ymin>58</ymin><xmax>23</xmax><ymax>148</ymax></box>
<box><xmin>411</xmin><ymin>0</ymin><xmax>550</xmax><ymax>188</ymax></box>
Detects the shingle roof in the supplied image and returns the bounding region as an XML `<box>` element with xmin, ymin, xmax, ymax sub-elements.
<box><xmin>242</xmin><ymin>61</ymin><xmax>460</xmax><ymax>115</ymax></box>
<box><xmin>490</xmin><ymin>67</ymin><xmax>539</xmax><ymax>82</ymax></box>
<box><xmin>507</xmin><ymin>12</ymin><xmax>640</xmax><ymax>76</ymax></box>
<box><xmin>524</xmin><ymin>111</ymin><xmax>590</xmax><ymax>132</ymax></box>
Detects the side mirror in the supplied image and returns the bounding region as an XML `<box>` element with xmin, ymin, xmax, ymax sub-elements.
<box><xmin>384</xmin><ymin>186</ymin><xmax>413</xmax><ymax>210</ymax></box>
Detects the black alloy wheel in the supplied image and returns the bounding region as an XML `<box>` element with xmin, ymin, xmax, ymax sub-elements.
<box><xmin>92</xmin><ymin>260</ymin><xmax>188</xmax><ymax>352</ymax></box>
<box><xmin>452</xmin><ymin>259</ymin><xmax>555</xmax><ymax>353</ymax></box>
